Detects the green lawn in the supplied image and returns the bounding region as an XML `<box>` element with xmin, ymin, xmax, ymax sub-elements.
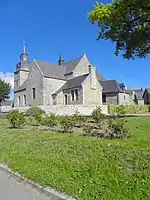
<box><xmin>0</xmin><ymin>117</ymin><xmax>150</xmax><ymax>200</ymax></box>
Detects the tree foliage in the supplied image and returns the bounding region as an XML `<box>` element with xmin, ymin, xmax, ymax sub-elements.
<box><xmin>88</xmin><ymin>0</ymin><xmax>150</xmax><ymax>59</ymax></box>
<box><xmin>0</xmin><ymin>78</ymin><xmax>11</xmax><ymax>104</ymax></box>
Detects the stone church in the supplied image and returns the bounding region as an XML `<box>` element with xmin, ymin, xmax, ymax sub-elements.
<box><xmin>14</xmin><ymin>48</ymin><xmax>105</xmax><ymax>107</ymax></box>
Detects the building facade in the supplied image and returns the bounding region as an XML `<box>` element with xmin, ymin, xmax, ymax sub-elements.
<box><xmin>14</xmin><ymin>49</ymin><xmax>103</xmax><ymax>107</ymax></box>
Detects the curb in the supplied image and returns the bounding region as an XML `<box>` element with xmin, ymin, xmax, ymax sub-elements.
<box><xmin>0</xmin><ymin>163</ymin><xmax>76</xmax><ymax>200</ymax></box>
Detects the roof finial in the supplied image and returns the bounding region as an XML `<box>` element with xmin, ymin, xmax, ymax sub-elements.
<box><xmin>58</xmin><ymin>53</ymin><xmax>64</xmax><ymax>65</ymax></box>
<box><xmin>23</xmin><ymin>40</ymin><xmax>26</xmax><ymax>53</ymax></box>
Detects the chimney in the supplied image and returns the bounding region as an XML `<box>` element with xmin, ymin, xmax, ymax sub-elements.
<box><xmin>89</xmin><ymin>65</ymin><xmax>96</xmax><ymax>90</ymax></box>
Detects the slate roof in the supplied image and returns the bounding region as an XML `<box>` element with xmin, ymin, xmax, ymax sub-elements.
<box><xmin>53</xmin><ymin>74</ymin><xmax>88</xmax><ymax>95</ymax></box>
<box><xmin>36</xmin><ymin>61</ymin><xmax>66</xmax><ymax>80</ymax></box>
<box><xmin>36</xmin><ymin>57</ymin><xmax>105</xmax><ymax>81</ymax></box>
<box><xmin>62</xmin><ymin>56</ymin><xmax>83</xmax><ymax>75</ymax></box>
<box><xmin>126</xmin><ymin>89</ymin><xmax>144</xmax><ymax>100</ymax></box>
<box><xmin>100</xmin><ymin>80</ymin><xmax>123</xmax><ymax>93</ymax></box>
<box><xmin>145</xmin><ymin>88</ymin><xmax>150</xmax><ymax>93</ymax></box>
<box><xmin>135</xmin><ymin>90</ymin><xmax>144</xmax><ymax>100</ymax></box>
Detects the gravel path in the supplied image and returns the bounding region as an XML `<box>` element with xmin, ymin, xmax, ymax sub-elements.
<box><xmin>0</xmin><ymin>169</ymin><xmax>52</xmax><ymax>200</ymax></box>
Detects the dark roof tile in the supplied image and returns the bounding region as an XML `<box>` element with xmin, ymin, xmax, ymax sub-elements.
<box><xmin>100</xmin><ymin>80</ymin><xmax>123</xmax><ymax>93</ymax></box>
<box><xmin>53</xmin><ymin>74</ymin><xmax>88</xmax><ymax>94</ymax></box>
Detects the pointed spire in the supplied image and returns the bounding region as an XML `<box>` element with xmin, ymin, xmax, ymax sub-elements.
<box><xmin>23</xmin><ymin>40</ymin><xmax>26</xmax><ymax>53</ymax></box>
<box><xmin>19</xmin><ymin>40</ymin><xmax>28</xmax><ymax>65</ymax></box>
<box><xmin>58</xmin><ymin>53</ymin><xmax>64</xmax><ymax>65</ymax></box>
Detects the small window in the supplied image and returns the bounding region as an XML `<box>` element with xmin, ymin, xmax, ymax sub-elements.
<box><xmin>23</xmin><ymin>95</ymin><xmax>26</xmax><ymax>105</ymax></box>
<box><xmin>18</xmin><ymin>96</ymin><xmax>21</xmax><ymax>106</ymax></box>
<box><xmin>75</xmin><ymin>89</ymin><xmax>79</xmax><ymax>100</ymax></box>
<box><xmin>32</xmin><ymin>88</ymin><xmax>36</xmax><ymax>99</ymax></box>
<box><xmin>65</xmin><ymin>95</ymin><xmax>68</xmax><ymax>105</ymax></box>
<box><xmin>102</xmin><ymin>94</ymin><xmax>106</xmax><ymax>104</ymax></box>
<box><xmin>124</xmin><ymin>95</ymin><xmax>126</xmax><ymax>100</ymax></box>
<box><xmin>71</xmin><ymin>90</ymin><xmax>74</xmax><ymax>101</ymax></box>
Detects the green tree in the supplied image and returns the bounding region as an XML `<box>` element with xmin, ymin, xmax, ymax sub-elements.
<box><xmin>0</xmin><ymin>78</ymin><xmax>11</xmax><ymax>105</ymax></box>
<box><xmin>88</xmin><ymin>0</ymin><xmax>150</xmax><ymax>59</ymax></box>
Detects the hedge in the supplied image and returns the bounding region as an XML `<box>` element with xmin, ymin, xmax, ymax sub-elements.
<box><xmin>108</xmin><ymin>104</ymin><xmax>150</xmax><ymax>115</ymax></box>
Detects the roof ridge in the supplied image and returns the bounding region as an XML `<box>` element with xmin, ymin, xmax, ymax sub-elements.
<box><xmin>114</xmin><ymin>80</ymin><xmax>123</xmax><ymax>92</ymax></box>
<box><xmin>63</xmin><ymin>55</ymin><xmax>83</xmax><ymax>64</ymax></box>
<box><xmin>36</xmin><ymin>60</ymin><xmax>59</xmax><ymax>66</ymax></box>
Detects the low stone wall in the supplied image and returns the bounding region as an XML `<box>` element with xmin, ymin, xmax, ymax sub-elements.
<box><xmin>13</xmin><ymin>105</ymin><xmax>108</xmax><ymax>115</ymax></box>
<box><xmin>0</xmin><ymin>106</ymin><xmax>12</xmax><ymax>113</ymax></box>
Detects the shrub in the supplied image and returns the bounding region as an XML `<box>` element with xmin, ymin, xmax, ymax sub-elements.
<box><xmin>88</xmin><ymin>118</ymin><xmax>130</xmax><ymax>139</ymax></box>
<box><xmin>83</xmin><ymin>124</ymin><xmax>93</xmax><ymax>135</ymax></box>
<box><xmin>26</xmin><ymin>117</ymin><xmax>39</xmax><ymax>130</ymax></box>
<box><xmin>107</xmin><ymin>118</ymin><xmax>129</xmax><ymax>139</ymax></box>
<box><xmin>25</xmin><ymin>107</ymin><xmax>45</xmax><ymax>117</ymax></box>
<box><xmin>92</xmin><ymin>106</ymin><xmax>106</xmax><ymax>128</ymax></box>
<box><xmin>72</xmin><ymin>110</ymin><xmax>87</xmax><ymax>127</ymax></box>
<box><xmin>92</xmin><ymin>106</ymin><xmax>105</xmax><ymax>122</ymax></box>
<box><xmin>115</xmin><ymin>105</ymin><xmax>126</xmax><ymax>116</ymax></box>
<box><xmin>59</xmin><ymin>116</ymin><xmax>74</xmax><ymax>133</ymax></box>
<box><xmin>7</xmin><ymin>110</ymin><xmax>25</xmax><ymax>128</ymax></box>
<box><xmin>43</xmin><ymin>113</ymin><xmax>58</xmax><ymax>131</ymax></box>
<box><xmin>108</xmin><ymin>104</ymin><xmax>149</xmax><ymax>115</ymax></box>
<box><xmin>92</xmin><ymin>122</ymin><xmax>114</xmax><ymax>139</ymax></box>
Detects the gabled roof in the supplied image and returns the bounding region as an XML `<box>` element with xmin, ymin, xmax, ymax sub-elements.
<box><xmin>126</xmin><ymin>89</ymin><xmax>144</xmax><ymax>100</ymax></box>
<box><xmin>145</xmin><ymin>88</ymin><xmax>150</xmax><ymax>93</ymax></box>
<box><xmin>63</xmin><ymin>56</ymin><xmax>83</xmax><ymax>75</ymax></box>
<box><xmin>135</xmin><ymin>90</ymin><xmax>144</xmax><ymax>100</ymax></box>
<box><xmin>36</xmin><ymin>61</ymin><xmax>66</xmax><ymax>80</ymax></box>
<box><xmin>100</xmin><ymin>80</ymin><xmax>123</xmax><ymax>93</ymax></box>
<box><xmin>53</xmin><ymin>74</ymin><xmax>88</xmax><ymax>95</ymax></box>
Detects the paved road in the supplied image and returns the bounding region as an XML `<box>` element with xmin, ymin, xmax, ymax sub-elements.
<box><xmin>0</xmin><ymin>170</ymin><xmax>52</xmax><ymax>200</ymax></box>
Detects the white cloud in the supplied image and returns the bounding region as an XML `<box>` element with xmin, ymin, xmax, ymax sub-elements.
<box><xmin>0</xmin><ymin>72</ymin><xmax>14</xmax><ymax>89</ymax></box>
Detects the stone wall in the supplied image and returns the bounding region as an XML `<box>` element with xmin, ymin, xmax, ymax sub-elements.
<box><xmin>43</xmin><ymin>77</ymin><xmax>66</xmax><ymax>105</ymax></box>
<box><xmin>83</xmin><ymin>74</ymin><xmax>102</xmax><ymax>105</ymax></box>
<box><xmin>63</xmin><ymin>87</ymin><xmax>83</xmax><ymax>105</ymax></box>
<box><xmin>105</xmin><ymin>93</ymin><xmax>118</xmax><ymax>105</ymax></box>
<box><xmin>0</xmin><ymin>106</ymin><xmax>12</xmax><ymax>113</ymax></box>
<box><xmin>105</xmin><ymin>93</ymin><xmax>133</xmax><ymax>105</ymax></box>
<box><xmin>118</xmin><ymin>93</ymin><xmax>133</xmax><ymax>105</ymax></box>
<box><xmin>13</xmin><ymin>105</ymin><xmax>108</xmax><ymax>115</ymax></box>
<box><xmin>73</xmin><ymin>55</ymin><xmax>90</xmax><ymax>78</ymax></box>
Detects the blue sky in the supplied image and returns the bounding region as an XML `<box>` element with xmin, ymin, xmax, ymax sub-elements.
<box><xmin>0</xmin><ymin>0</ymin><xmax>149</xmax><ymax>92</ymax></box>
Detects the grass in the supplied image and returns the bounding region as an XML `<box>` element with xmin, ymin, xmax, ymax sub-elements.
<box><xmin>0</xmin><ymin>117</ymin><xmax>150</xmax><ymax>199</ymax></box>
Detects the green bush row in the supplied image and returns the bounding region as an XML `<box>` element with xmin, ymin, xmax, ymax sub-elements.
<box><xmin>108</xmin><ymin>104</ymin><xmax>150</xmax><ymax>115</ymax></box>
<box><xmin>6</xmin><ymin>107</ymin><xmax>131</xmax><ymax>140</ymax></box>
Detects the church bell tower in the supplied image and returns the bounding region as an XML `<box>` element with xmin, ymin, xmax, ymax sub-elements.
<box><xmin>16</xmin><ymin>41</ymin><xmax>28</xmax><ymax>70</ymax></box>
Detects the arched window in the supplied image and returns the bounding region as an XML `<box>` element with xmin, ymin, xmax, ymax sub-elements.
<box><xmin>18</xmin><ymin>96</ymin><xmax>21</xmax><ymax>106</ymax></box>
<box><xmin>23</xmin><ymin>95</ymin><xmax>26</xmax><ymax>106</ymax></box>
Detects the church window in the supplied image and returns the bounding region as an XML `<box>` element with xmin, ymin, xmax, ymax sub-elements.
<box><xmin>18</xmin><ymin>96</ymin><xmax>21</xmax><ymax>106</ymax></box>
<box><xmin>65</xmin><ymin>95</ymin><xmax>68</xmax><ymax>105</ymax></box>
<box><xmin>75</xmin><ymin>89</ymin><xmax>79</xmax><ymax>100</ymax></box>
<box><xmin>23</xmin><ymin>95</ymin><xmax>26</xmax><ymax>105</ymax></box>
<box><xmin>32</xmin><ymin>88</ymin><xmax>36</xmax><ymax>99</ymax></box>
<box><xmin>71</xmin><ymin>90</ymin><xmax>74</xmax><ymax>101</ymax></box>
